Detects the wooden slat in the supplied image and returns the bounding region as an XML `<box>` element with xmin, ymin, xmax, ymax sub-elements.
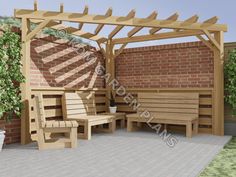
<box><xmin>30</xmin><ymin>122</ymin><xmax>37</xmax><ymax>131</ymax></box>
<box><xmin>138</xmin><ymin>107</ymin><xmax>198</xmax><ymax>114</ymax></box>
<box><xmin>96</xmin><ymin>105</ymin><xmax>107</xmax><ymax>112</ymax></box>
<box><xmin>117</xmin><ymin>106</ymin><xmax>135</xmax><ymax>112</ymax></box>
<box><xmin>199</xmin><ymin>118</ymin><xmax>212</xmax><ymax>125</ymax></box>
<box><xmin>138</xmin><ymin>93</ymin><xmax>199</xmax><ymax>100</ymax></box>
<box><xmin>199</xmin><ymin>98</ymin><xmax>212</xmax><ymax>105</ymax></box>
<box><xmin>199</xmin><ymin>127</ymin><xmax>212</xmax><ymax>134</ymax></box>
<box><xmin>199</xmin><ymin>108</ymin><xmax>212</xmax><ymax>115</ymax></box>
<box><xmin>65</xmin><ymin>99</ymin><xmax>93</xmax><ymax>105</ymax></box>
<box><xmin>66</xmin><ymin>92</ymin><xmax>93</xmax><ymax>99</ymax></box>
<box><xmin>140</xmin><ymin>103</ymin><xmax>198</xmax><ymax>109</ymax></box>
<box><xmin>45</xmin><ymin>109</ymin><xmax>62</xmax><ymax>117</ymax></box>
<box><xmin>43</xmin><ymin>98</ymin><xmax>61</xmax><ymax>106</ymax></box>
<box><xmin>66</xmin><ymin>104</ymin><xmax>94</xmax><ymax>110</ymax></box>
<box><xmin>95</xmin><ymin>97</ymin><xmax>106</xmax><ymax>103</ymax></box>
<box><xmin>59</xmin><ymin>121</ymin><xmax>66</xmax><ymax>127</ymax></box>
<box><xmin>116</xmin><ymin>96</ymin><xmax>211</xmax><ymax>105</ymax></box>
<box><xmin>138</xmin><ymin>98</ymin><xmax>198</xmax><ymax>104</ymax></box>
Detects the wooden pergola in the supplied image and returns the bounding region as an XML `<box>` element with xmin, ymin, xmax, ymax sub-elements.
<box><xmin>15</xmin><ymin>1</ymin><xmax>227</xmax><ymax>144</ymax></box>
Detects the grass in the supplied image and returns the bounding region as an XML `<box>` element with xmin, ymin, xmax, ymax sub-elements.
<box><xmin>200</xmin><ymin>137</ymin><xmax>236</xmax><ymax>177</ymax></box>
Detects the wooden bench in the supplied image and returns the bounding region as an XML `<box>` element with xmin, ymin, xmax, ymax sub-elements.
<box><xmin>34</xmin><ymin>94</ymin><xmax>78</xmax><ymax>150</ymax></box>
<box><xmin>126</xmin><ymin>93</ymin><xmax>199</xmax><ymax>138</ymax></box>
<box><xmin>62</xmin><ymin>92</ymin><xmax>115</xmax><ymax>140</ymax></box>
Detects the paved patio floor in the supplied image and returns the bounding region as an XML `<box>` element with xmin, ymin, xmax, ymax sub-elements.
<box><xmin>0</xmin><ymin>130</ymin><xmax>231</xmax><ymax>177</ymax></box>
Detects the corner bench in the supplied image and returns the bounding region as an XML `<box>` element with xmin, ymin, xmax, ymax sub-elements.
<box><xmin>126</xmin><ymin>93</ymin><xmax>199</xmax><ymax>138</ymax></box>
<box><xmin>62</xmin><ymin>92</ymin><xmax>115</xmax><ymax>140</ymax></box>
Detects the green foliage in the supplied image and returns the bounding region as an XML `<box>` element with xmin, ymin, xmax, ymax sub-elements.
<box><xmin>225</xmin><ymin>49</ymin><xmax>236</xmax><ymax>115</ymax></box>
<box><xmin>43</xmin><ymin>28</ymin><xmax>88</xmax><ymax>45</ymax></box>
<box><xmin>0</xmin><ymin>17</ymin><xmax>21</xmax><ymax>28</ymax></box>
<box><xmin>0</xmin><ymin>17</ymin><xmax>88</xmax><ymax>45</ymax></box>
<box><xmin>0</xmin><ymin>29</ymin><xmax>25</xmax><ymax>121</ymax></box>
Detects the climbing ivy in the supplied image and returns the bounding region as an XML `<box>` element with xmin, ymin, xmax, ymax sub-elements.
<box><xmin>0</xmin><ymin>29</ymin><xmax>25</xmax><ymax>121</ymax></box>
<box><xmin>224</xmin><ymin>49</ymin><xmax>236</xmax><ymax>115</ymax></box>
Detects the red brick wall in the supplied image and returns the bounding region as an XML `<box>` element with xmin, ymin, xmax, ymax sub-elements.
<box><xmin>116</xmin><ymin>42</ymin><xmax>214</xmax><ymax>88</ymax></box>
<box><xmin>0</xmin><ymin>118</ymin><xmax>21</xmax><ymax>144</ymax></box>
<box><xmin>30</xmin><ymin>35</ymin><xmax>105</xmax><ymax>88</ymax></box>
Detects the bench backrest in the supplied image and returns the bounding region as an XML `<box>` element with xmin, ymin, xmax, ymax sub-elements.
<box><xmin>62</xmin><ymin>92</ymin><xmax>96</xmax><ymax>119</ymax></box>
<box><xmin>34</xmin><ymin>93</ymin><xmax>46</xmax><ymax>129</ymax></box>
<box><xmin>138</xmin><ymin>93</ymin><xmax>199</xmax><ymax>117</ymax></box>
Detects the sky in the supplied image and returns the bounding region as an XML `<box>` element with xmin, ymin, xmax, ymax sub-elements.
<box><xmin>0</xmin><ymin>0</ymin><xmax>235</xmax><ymax>48</ymax></box>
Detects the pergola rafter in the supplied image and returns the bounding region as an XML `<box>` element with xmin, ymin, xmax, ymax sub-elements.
<box><xmin>78</xmin><ymin>6</ymin><xmax>89</xmax><ymax>30</ymax></box>
<box><xmin>149</xmin><ymin>12</ymin><xmax>179</xmax><ymax>34</ymax></box>
<box><xmin>15</xmin><ymin>1</ymin><xmax>227</xmax><ymax>144</ymax></box>
<box><xmin>94</xmin><ymin>8</ymin><xmax>113</xmax><ymax>35</ymax></box>
<box><xmin>108</xmin><ymin>9</ymin><xmax>136</xmax><ymax>39</ymax></box>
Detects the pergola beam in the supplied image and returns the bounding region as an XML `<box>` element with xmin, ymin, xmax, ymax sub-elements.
<box><xmin>113</xmin><ymin>30</ymin><xmax>207</xmax><ymax>44</ymax></box>
<box><xmin>14</xmin><ymin>9</ymin><xmax>227</xmax><ymax>32</ymax></box>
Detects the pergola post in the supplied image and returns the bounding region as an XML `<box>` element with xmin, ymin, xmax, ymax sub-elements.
<box><xmin>105</xmin><ymin>40</ymin><xmax>115</xmax><ymax>110</ymax></box>
<box><xmin>213</xmin><ymin>31</ymin><xmax>224</xmax><ymax>135</ymax></box>
<box><xmin>21</xmin><ymin>18</ymin><xmax>31</xmax><ymax>144</ymax></box>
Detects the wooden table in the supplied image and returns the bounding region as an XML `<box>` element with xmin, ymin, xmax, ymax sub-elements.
<box><xmin>100</xmin><ymin>112</ymin><xmax>126</xmax><ymax>129</ymax></box>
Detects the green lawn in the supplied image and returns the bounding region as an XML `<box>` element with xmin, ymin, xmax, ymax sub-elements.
<box><xmin>200</xmin><ymin>137</ymin><xmax>236</xmax><ymax>177</ymax></box>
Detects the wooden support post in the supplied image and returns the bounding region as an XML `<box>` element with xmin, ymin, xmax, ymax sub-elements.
<box><xmin>105</xmin><ymin>40</ymin><xmax>115</xmax><ymax>111</ymax></box>
<box><xmin>213</xmin><ymin>31</ymin><xmax>224</xmax><ymax>136</ymax></box>
<box><xmin>21</xmin><ymin>18</ymin><xmax>31</xmax><ymax>144</ymax></box>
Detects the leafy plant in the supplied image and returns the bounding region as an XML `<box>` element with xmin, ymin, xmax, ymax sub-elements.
<box><xmin>0</xmin><ymin>17</ymin><xmax>88</xmax><ymax>45</ymax></box>
<box><xmin>224</xmin><ymin>49</ymin><xmax>236</xmax><ymax>115</ymax></box>
<box><xmin>109</xmin><ymin>93</ymin><xmax>116</xmax><ymax>107</ymax></box>
<box><xmin>0</xmin><ymin>29</ymin><xmax>25</xmax><ymax>121</ymax></box>
<box><xmin>0</xmin><ymin>17</ymin><xmax>21</xmax><ymax>28</ymax></box>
